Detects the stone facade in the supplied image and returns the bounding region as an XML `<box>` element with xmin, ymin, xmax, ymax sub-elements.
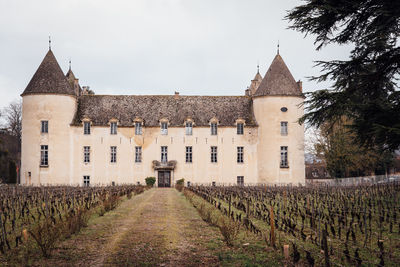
<box><xmin>20</xmin><ymin>49</ymin><xmax>305</xmax><ymax>186</ymax></box>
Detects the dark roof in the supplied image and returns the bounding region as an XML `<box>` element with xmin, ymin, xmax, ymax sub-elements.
<box><xmin>72</xmin><ymin>95</ymin><xmax>257</xmax><ymax>127</ymax></box>
<box><xmin>254</xmin><ymin>54</ymin><xmax>302</xmax><ymax>97</ymax></box>
<box><xmin>21</xmin><ymin>50</ymin><xmax>75</xmax><ymax>96</ymax></box>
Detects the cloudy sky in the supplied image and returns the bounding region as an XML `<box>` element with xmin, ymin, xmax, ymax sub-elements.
<box><xmin>0</xmin><ymin>0</ymin><xmax>352</xmax><ymax>110</ymax></box>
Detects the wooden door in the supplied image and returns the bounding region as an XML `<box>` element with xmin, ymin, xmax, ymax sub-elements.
<box><xmin>158</xmin><ymin>171</ymin><xmax>171</xmax><ymax>187</ymax></box>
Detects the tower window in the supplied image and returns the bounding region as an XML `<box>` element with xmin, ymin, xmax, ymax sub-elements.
<box><xmin>83</xmin><ymin>176</ymin><xmax>90</xmax><ymax>187</ymax></box>
<box><xmin>185</xmin><ymin>121</ymin><xmax>193</xmax><ymax>135</ymax></box>
<box><xmin>281</xmin><ymin>122</ymin><xmax>288</xmax><ymax>136</ymax></box>
<box><xmin>237</xmin><ymin>147</ymin><xmax>244</xmax><ymax>163</ymax></box>
<box><xmin>280</xmin><ymin>146</ymin><xmax>288</xmax><ymax>168</ymax></box>
<box><xmin>84</xmin><ymin>121</ymin><xmax>91</xmax><ymax>135</ymax></box>
<box><xmin>41</xmin><ymin>121</ymin><xmax>48</xmax><ymax>133</ymax></box>
<box><xmin>237</xmin><ymin>123</ymin><xmax>244</xmax><ymax>135</ymax></box>
<box><xmin>40</xmin><ymin>145</ymin><xmax>48</xmax><ymax>166</ymax></box>
<box><xmin>186</xmin><ymin>146</ymin><xmax>192</xmax><ymax>163</ymax></box>
<box><xmin>110</xmin><ymin>146</ymin><xmax>117</xmax><ymax>163</ymax></box>
<box><xmin>110</xmin><ymin>122</ymin><xmax>117</xmax><ymax>135</ymax></box>
<box><xmin>161</xmin><ymin>146</ymin><xmax>168</xmax><ymax>163</ymax></box>
<box><xmin>84</xmin><ymin>146</ymin><xmax>90</xmax><ymax>163</ymax></box>
<box><xmin>135</xmin><ymin>146</ymin><xmax>142</xmax><ymax>163</ymax></box>
<box><xmin>237</xmin><ymin>176</ymin><xmax>244</xmax><ymax>186</ymax></box>
<box><xmin>211</xmin><ymin>123</ymin><xmax>218</xmax><ymax>135</ymax></box>
<box><xmin>161</xmin><ymin>122</ymin><xmax>168</xmax><ymax>135</ymax></box>
<box><xmin>211</xmin><ymin>146</ymin><xmax>217</xmax><ymax>163</ymax></box>
<box><xmin>135</xmin><ymin>122</ymin><xmax>142</xmax><ymax>135</ymax></box>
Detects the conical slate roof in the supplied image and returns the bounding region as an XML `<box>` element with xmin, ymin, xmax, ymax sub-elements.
<box><xmin>21</xmin><ymin>50</ymin><xmax>75</xmax><ymax>96</ymax></box>
<box><xmin>248</xmin><ymin>70</ymin><xmax>263</xmax><ymax>95</ymax></box>
<box><xmin>254</xmin><ymin>54</ymin><xmax>302</xmax><ymax>97</ymax></box>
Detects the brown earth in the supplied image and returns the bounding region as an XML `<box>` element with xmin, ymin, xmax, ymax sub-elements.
<box><xmin>35</xmin><ymin>188</ymin><xmax>226</xmax><ymax>267</ymax></box>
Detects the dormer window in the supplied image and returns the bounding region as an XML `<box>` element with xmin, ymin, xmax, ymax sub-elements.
<box><xmin>210</xmin><ymin>120</ymin><xmax>218</xmax><ymax>135</ymax></box>
<box><xmin>135</xmin><ymin>122</ymin><xmax>142</xmax><ymax>135</ymax></box>
<box><xmin>84</xmin><ymin>121</ymin><xmax>91</xmax><ymax>135</ymax></box>
<box><xmin>237</xmin><ymin>123</ymin><xmax>244</xmax><ymax>135</ymax></box>
<box><xmin>185</xmin><ymin>121</ymin><xmax>193</xmax><ymax>135</ymax></box>
<box><xmin>161</xmin><ymin>122</ymin><xmax>168</xmax><ymax>135</ymax></box>
<box><xmin>110</xmin><ymin>122</ymin><xmax>117</xmax><ymax>135</ymax></box>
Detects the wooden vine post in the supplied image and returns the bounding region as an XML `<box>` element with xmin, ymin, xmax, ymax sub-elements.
<box><xmin>270</xmin><ymin>206</ymin><xmax>276</xmax><ymax>248</ymax></box>
<box><xmin>322</xmin><ymin>229</ymin><xmax>330</xmax><ymax>267</ymax></box>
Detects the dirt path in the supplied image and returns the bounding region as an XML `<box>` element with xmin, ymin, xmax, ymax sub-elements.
<box><xmin>38</xmin><ymin>188</ymin><xmax>225</xmax><ymax>267</ymax></box>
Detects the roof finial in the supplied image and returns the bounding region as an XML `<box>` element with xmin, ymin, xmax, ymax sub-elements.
<box><xmin>257</xmin><ymin>60</ymin><xmax>260</xmax><ymax>73</ymax></box>
<box><xmin>49</xmin><ymin>35</ymin><xmax>51</xmax><ymax>50</ymax></box>
<box><xmin>277</xmin><ymin>40</ymin><xmax>280</xmax><ymax>55</ymax></box>
<box><xmin>69</xmin><ymin>58</ymin><xmax>71</xmax><ymax>70</ymax></box>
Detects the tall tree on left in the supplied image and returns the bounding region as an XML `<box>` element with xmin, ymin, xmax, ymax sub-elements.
<box><xmin>3</xmin><ymin>100</ymin><xmax>22</xmax><ymax>153</ymax></box>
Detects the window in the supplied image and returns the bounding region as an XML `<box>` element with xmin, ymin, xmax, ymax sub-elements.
<box><xmin>40</xmin><ymin>145</ymin><xmax>48</xmax><ymax>166</ymax></box>
<box><xmin>84</xmin><ymin>146</ymin><xmax>90</xmax><ymax>163</ymax></box>
<box><xmin>110</xmin><ymin>122</ymin><xmax>117</xmax><ymax>135</ymax></box>
<box><xmin>237</xmin><ymin>147</ymin><xmax>244</xmax><ymax>163</ymax></box>
<box><xmin>110</xmin><ymin>146</ymin><xmax>117</xmax><ymax>163</ymax></box>
<box><xmin>161</xmin><ymin>122</ymin><xmax>168</xmax><ymax>135</ymax></box>
<box><xmin>281</xmin><ymin>122</ymin><xmax>288</xmax><ymax>136</ymax></box>
<box><xmin>280</xmin><ymin>146</ymin><xmax>288</xmax><ymax>167</ymax></box>
<box><xmin>161</xmin><ymin>146</ymin><xmax>168</xmax><ymax>163</ymax></box>
<box><xmin>84</xmin><ymin>121</ymin><xmax>91</xmax><ymax>135</ymax></box>
<box><xmin>237</xmin><ymin>123</ymin><xmax>244</xmax><ymax>135</ymax></box>
<box><xmin>186</xmin><ymin>146</ymin><xmax>192</xmax><ymax>163</ymax></box>
<box><xmin>237</xmin><ymin>176</ymin><xmax>244</xmax><ymax>186</ymax></box>
<box><xmin>185</xmin><ymin>121</ymin><xmax>193</xmax><ymax>135</ymax></box>
<box><xmin>135</xmin><ymin>122</ymin><xmax>142</xmax><ymax>135</ymax></box>
<box><xmin>211</xmin><ymin>123</ymin><xmax>218</xmax><ymax>135</ymax></box>
<box><xmin>135</xmin><ymin>146</ymin><xmax>142</xmax><ymax>163</ymax></box>
<box><xmin>211</xmin><ymin>146</ymin><xmax>217</xmax><ymax>163</ymax></box>
<box><xmin>41</xmin><ymin>121</ymin><xmax>48</xmax><ymax>133</ymax></box>
<box><xmin>83</xmin><ymin>176</ymin><xmax>90</xmax><ymax>187</ymax></box>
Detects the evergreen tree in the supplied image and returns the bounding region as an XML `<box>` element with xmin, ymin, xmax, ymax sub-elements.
<box><xmin>286</xmin><ymin>0</ymin><xmax>400</xmax><ymax>151</ymax></box>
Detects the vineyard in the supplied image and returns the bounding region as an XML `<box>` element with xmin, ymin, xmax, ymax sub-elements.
<box><xmin>0</xmin><ymin>184</ymin><xmax>145</xmax><ymax>262</ymax></box>
<box><xmin>187</xmin><ymin>183</ymin><xmax>400</xmax><ymax>266</ymax></box>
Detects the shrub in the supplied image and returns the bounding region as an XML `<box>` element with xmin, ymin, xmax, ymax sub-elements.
<box><xmin>64</xmin><ymin>207</ymin><xmax>90</xmax><ymax>238</ymax></box>
<box><xmin>28</xmin><ymin>217</ymin><xmax>62</xmax><ymax>258</ymax></box>
<box><xmin>103</xmin><ymin>194</ymin><xmax>121</xmax><ymax>212</ymax></box>
<box><xmin>175</xmin><ymin>178</ymin><xmax>185</xmax><ymax>192</ymax></box>
<box><xmin>218</xmin><ymin>217</ymin><xmax>240</xmax><ymax>246</ymax></box>
<box><xmin>145</xmin><ymin>177</ymin><xmax>156</xmax><ymax>187</ymax></box>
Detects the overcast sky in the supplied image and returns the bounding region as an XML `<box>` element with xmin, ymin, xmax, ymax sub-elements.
<box><xmin>0</xmin><ymin>0</ymin><xmax>352</xmax><ymax>110</ymax></box>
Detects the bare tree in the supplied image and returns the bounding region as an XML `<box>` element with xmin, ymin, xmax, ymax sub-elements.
<box><xmin>3</xmin><ymin>100</ymin><xmax>22</xmax><ymax>152</ymax></box>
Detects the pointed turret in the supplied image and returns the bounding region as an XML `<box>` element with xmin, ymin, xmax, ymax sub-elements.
<box><xmin>254</xmin><ymin>54</ymin><xmax>302</xmax><ymax>97</ymax></box>
<box><xmin>245</xmin><ymin>67</ymin><xmax>263</xmax><ymax>96</ymax></box>
<box><xmin>66</xmin><ymin>66</ymin><xmax>82</xmax><ymax>96</ymax></box>
<box><xmin>21</xmin><ymin>50</ymin><xmax>75</xmax><ymax>96</ymax></box>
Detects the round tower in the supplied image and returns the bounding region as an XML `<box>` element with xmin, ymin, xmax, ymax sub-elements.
<box><xmin>252</xmin><ymin>53</ymin><xmax>305</xmax><ymax>185</ymax></box>
<box><xmin>20</xmin><ymin>49</ymin><xmax>77</xmax><ymax>185</ymax></box>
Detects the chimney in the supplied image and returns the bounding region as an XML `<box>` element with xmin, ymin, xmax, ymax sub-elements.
<box><xmin>297</xmin><ymin>80</ymin><xmax>303</xmax><ymax>92</ymax></box>
<box><xmin>82</xmin><ymin>86</ymin><xmax>90</xmax><ymax>95</ymax></box>
<box><xmin>174</xmin><ymin>91</ymin><xmax>179</xmax><ymax>99</ymax></box>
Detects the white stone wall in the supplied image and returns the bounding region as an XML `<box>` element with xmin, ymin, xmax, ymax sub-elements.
<box><xmin>253</xmin><ymin>96</ymin><xmax>305</xmax><ymax>185</ymax></box>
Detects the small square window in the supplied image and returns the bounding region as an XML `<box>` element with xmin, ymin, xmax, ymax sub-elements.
<box><xmin>41</xmin><ymin>121</ymin><xmax>48</xmax><ymax>133</ymax></box>
<box><xmin>83</xmin><ymin>176</ymin><xmax>90</xmax><ymax>187</ymax></box>
<box><xmin>237</xmin><ymin>176</ymin><xmax>244</xmax><ymax>186</ymax></box>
